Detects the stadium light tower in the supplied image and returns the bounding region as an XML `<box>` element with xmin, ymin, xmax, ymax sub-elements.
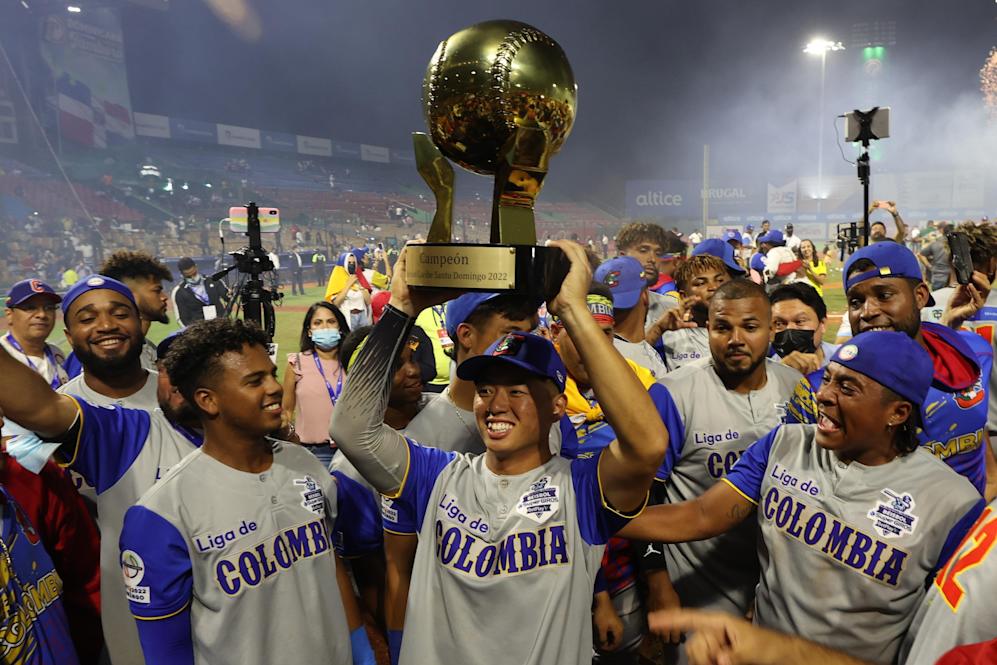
<box><xmin>804</xmin><ymin>38</ymin><xmax>845</xmax><ymax>211</ymax></box>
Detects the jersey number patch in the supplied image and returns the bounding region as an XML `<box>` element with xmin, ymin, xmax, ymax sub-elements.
<box><xmin>934</xmin><ymin>507</ymin><xmax>997</xmax><ymax>611</ymax></box>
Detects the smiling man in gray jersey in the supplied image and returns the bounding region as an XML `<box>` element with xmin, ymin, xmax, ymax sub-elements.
<box><xmin>331</xmin><ymin>241</ymin><xmax>669</xmax><ymax>665</ymax></box>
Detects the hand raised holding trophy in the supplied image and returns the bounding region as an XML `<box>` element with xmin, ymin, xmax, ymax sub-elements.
<box><xmin>405</xmin><ymin>20</ymin><xmax>577</xmax><ymax>304</ymax></box>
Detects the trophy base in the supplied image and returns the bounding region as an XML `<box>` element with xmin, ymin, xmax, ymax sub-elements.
<box><xmin>405</xmin><ymin>243</ymin><xmax>568</xmax><ymax>303</ymax></box>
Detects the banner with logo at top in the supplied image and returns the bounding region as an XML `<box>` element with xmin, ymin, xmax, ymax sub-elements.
<box><xmin>170</xmin><ymin>117</ymin><xmax>216</xmax><ymax>144</ymax></box>
<box><xmin>767</xmin><ymin>180</ymin><xmax>798</xmax><ymax>215</ymax></box>
<box><xmin>360</xmin><ymin>144</ymin><xmax>390</xmax><ymax>163</ymax></box>
<box><xmin>296</xmin><ymin>135</ymin><xmax>332</xmax><ymax>157</ymax></box>
<box><xmin>626</xmin><ymin>179</ymin><xmax>763</xmax><ymax>219</ymax></box>
<box><xmin>40</xmin><ymin>8</ymin><xmax>135</xmax><ymax>148</ymax></box>
<box><xmin>217</xmin><ymin>123</ymin><xmax>261</xmax><ymax>149</ymax></box>
<box><xmin>134</xmin><ymin>112</ymin><xmax>170</xmax><ymax>138</ymax></box>
<box><xmin>261</xmin><ymin>130</ymin><xmax>296</xmax><ymax>153</ymax></box>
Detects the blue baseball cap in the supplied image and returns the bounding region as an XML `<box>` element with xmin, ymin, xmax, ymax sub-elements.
<box><xmin>724</xmin><ymin>229</ymin><xmax>742</xmax><ymax>245</ymax></box>
<box><xmin>445</xmin><ymin>292</ymin><xmax>501</xmax><ymax>339</ymax></box>
<box><xmin>594</xmin><ymin>256</ymin><xmax>645</xmax><ymax>309</ymax></box>
<box><xmin>692</xmin><ymin>238</ymin><xmax>746</xmax><ymax>275</ymax></box>
<box><xmin>6</xmin><ymin>279</ymin><xmax>61</xmax><ymax>307</ymax></box>
<box><xmin>757</xmin><ymin>229</ymin><xmax>785</xmax><ymax>246</ymax></box>
<box><xmin>456</xmin><ymin>331</ymin><xmax>566</xmax><ymax>392</ymax></box>
<box><xmin>749</xmin><ymin>252</ymin><xmax>766</xmax><ymax>274</ymax></box>
<box><xmin>843</xmin><ymin>242</ymin><xmax>926</xmax><ymax>293</ymax></box>
<box><xmin>61</xmin><ymin>275</ymin><xmax>137</xmax><ymax>315</ymax></box>
<box><xmin>830</xmin><ymin>331</ymin><xmax>933</xmax><ymax>406</ymax></box>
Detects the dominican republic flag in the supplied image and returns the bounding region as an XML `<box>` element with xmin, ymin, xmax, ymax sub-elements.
<box><xmin>56</xmin><ymin>75</ymin><xmax>133</xmax><ymax>147</ymax></box>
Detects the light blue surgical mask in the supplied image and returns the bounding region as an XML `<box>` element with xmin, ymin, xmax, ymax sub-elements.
<box><xmin>311</xmin><ymin>328</ymin><xmax>341</xmax><ymax>350</ymax></box>
<box><xmin>3</xmin><ymin>420</ymin><xmax>59</xmax><ymax>474</ymax></box>
<box><xmin>185</xmin><ymin>274</ymin><xmax>202</xmax><ymax>285</ymax></box>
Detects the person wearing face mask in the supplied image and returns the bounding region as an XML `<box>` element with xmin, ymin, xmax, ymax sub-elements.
<box><xmin>282</xmin><ymin>302</ymin><xmax>351</xmax><ymax>467</ymax></box>
<box><xmin>769</xmin><ymin>282</ymin><xmax>837</xmax><ymax>384</ymax></box>
<box><xmin>172</xmin><ymin>257</ymin><xmax>229</xmax><ymax>328</ymax></box>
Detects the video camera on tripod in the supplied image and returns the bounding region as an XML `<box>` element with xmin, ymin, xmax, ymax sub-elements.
<box><xmin>211</xmin><ymin>202</ymin><xmax>281</xmax><ymax>339</ymax></box>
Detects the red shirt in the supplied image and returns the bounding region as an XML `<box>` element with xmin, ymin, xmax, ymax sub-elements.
<box><xmin>0</xmin><ymin>455</ymin><xmax>102</xmax><ymax>663</ymax></box>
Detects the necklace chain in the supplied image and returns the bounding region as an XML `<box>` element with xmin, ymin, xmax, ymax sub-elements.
<box><xmin>447</xmin><ymin>390</ymin><xmax>478</xmax><ymax>438</ymax></box>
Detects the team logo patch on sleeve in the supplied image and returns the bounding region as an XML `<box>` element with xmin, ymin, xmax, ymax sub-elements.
<box><xmin>121</xmin><ymin>550</ymin><xmax>150</xmax><ymax>604</ymax></box>
<box><xmin>294</xmin><ymin>476</ymin><xmax>326</xmax><ymax>517</ymax></box>
<box><xmin>516</xmin><ymin>476</ymin><xmax>560</xmax><ymax>524</ymax></box>
<box><xmin>953</xmin><ymin>378</ymin><xmax>985</xmax><ymax>409</ymax></box>
<box><xmin>867</xmin><ymin>488</ymin><xmax>918</xmax><ymax>538</ymax></box>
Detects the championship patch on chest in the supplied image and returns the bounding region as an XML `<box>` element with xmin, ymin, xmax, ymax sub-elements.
<box><xmin>867</xmin><ymin>488</ymin><xmax>918</xmax><ymax>539</ymax></box>
<box><xmin>516</xmin><ymin>476</ymin><xmax>560</xmax><ymax>524</ymax></box>
<box><xmin>293</xmin><ymin>476</ymin><xmax>325</xmax><ymax>517</ymax></box>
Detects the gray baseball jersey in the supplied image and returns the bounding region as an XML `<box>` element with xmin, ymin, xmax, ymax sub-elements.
<box><xmin>899</xmin><ymin>498</ymin><xmax>997</xmax><ymax>665</ymax></box>
<box><xmin>660</xmin><ymin>328</ymin><xmax>709</xmax><ymax>372</ymax></box>
<box><xmin>653</xmin><ymin>357</ymin><xmax>802</xmax><ymax>616</ymax></box>
<box><xmin>119</xmin><ymin>443</ymin><xmax>351</xmax><ymax>665</ymax></box>
<box><xmin>923</xmin><ymin>287</ymin><xmax>997</xmax><ymax>436</ymax></box>
<box><xmin>613</xmin><ymin>337</ymin><xmax>668</xmax><ymax>379</ymax></box>
<box><xmin>58</xmin><ymin>369</ymin><xmax>160</xmax><ymax>504</ymax></box>
<box><xmin>50</xmin><ymin>397</ymin><xmax>201</xmax><ymax>665</ymax></box>
<box><xmin>403</xmin><ymin>387</ymin><xmax>484</xmax><ymax>454</ymax></box>
<box><xmin>725</xmin><ymin>424</ymin><xmax>984</xmax><ymax>663</ymax></box>
<box><xmin>141</xmin><ymin>337</ymin><xmax>159</xmax><ymax>372</ymax></box>
<box><xmin>382</xmin><ymin>438</ymin><xmax>632</xmax><ymax>665</ymax></box>
<box><xmin>647</xmin><ymin>290</ymin><xmax>679</xmax><ymax>330</ymax></box>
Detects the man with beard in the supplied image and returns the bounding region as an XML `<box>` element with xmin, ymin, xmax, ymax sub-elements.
<box><xmin>0</xmin><ymin>318</ymin><xmax>204</xmax><ymax>665</ymax></box>
<box><xmin>58</xmin><ymin>277</ymin><xmax>158</xmax><ymax>412</ymax></box>
<box><xmin>620</xmin><ymin>331</ymin><xmax>984</xmax><ymax>663</ymax></box>
<box><xmin>101</xmin><ymin>250</ymin><xmax>174</xmax><ymax>370</ymax></box>
<box><xmin>639</xmin><ymin>279</ymin><xmax>802</xmax><ymax>662</ymax></box>
<box><xmin>789</xmin><ymin>242</ymin><xmax>997</xmax><ymax>499</ymax></box>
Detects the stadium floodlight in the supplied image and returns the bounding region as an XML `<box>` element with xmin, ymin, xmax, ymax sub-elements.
<box><xmin>803</xmin><ymin>37</ymin><xmax>845</xmax><ymax>210</ymax></box>
<box><xmin>803</xmin><ymin>38</ymin><xmax>845</xmax><ymax>54</ymax></box>
<box><xmin>66</xmin><ymin>5</ymin><xmax>81</xmax><ymax>12</ymax></box>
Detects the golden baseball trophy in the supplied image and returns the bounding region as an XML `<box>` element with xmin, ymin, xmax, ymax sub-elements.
<box><xmin>405</xmin><ymin>20</ymin><xmax>577</xmax><ymax>300</ymax></box>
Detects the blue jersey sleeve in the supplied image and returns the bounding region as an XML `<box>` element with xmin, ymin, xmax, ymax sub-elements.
<box><xmin>650</xmin><ymin>383</ymin><xmax>685</xmax><ymax>481</ymax></box>
<box><xmin>59</xmin><ymin>396</ymin><xmax>151</xmax><ymax>494</ymax></box>
<box><xmin>931</xmin><ymin>498</ymin><xmax>986</xmax><ymax>577</ymax></box>
<box><xmin>783</xmin><ymin>373</ymin><xmax>820</xmax><ymax>425</ymax></box>
<box><xmin>387</xmin><ymin>439</ymin><xmax>455</xmax><ymax>534</ymax></box>
<box><xmin>571</xmin><ymin>452</ymin><xmax>646</xmax><ymax>546</ymax></box>
<box><xmin>134</xmin><ymin>611</ymin><xmax>194</xmax><ymax>665</ymax></box>
<box><xmin>723</xmin><ymin>426</ymin><xmax>780</xmax><ymax>504</ymax></box>
<box><xmin>556</xmin><ymin>415</ymin><xmax>580</xmax><ymax>459</ymax></box>
<box><xmin>331</xmin><ymin>471</ymin><xmax>383</xmax><ymax>557</ymax></box>
<box><xmin>120</xmin><ymin>505</ymin><xmax>193</xmax><ymax>621</ymax></box>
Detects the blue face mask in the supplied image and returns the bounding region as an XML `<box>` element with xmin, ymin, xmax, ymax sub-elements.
<box><xmin>3</xmin><ymin>420</ymin><xmax>60</xmax><ymax>474</ymax></box>
<box><xmin>311</xmin><ymin>328</ymin><xmax>341</xmax><ymax>350</ymax></box>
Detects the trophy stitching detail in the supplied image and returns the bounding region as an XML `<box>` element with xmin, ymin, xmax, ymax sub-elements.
<box><xmin>490</xmin><ymin>27</ymin><xmax>555</xmax><ymax>136</ymax></box>
<box><xmin>426</xmin><ymin>37</ymin><xmax>448</xmax><ymax>147</ymax></box>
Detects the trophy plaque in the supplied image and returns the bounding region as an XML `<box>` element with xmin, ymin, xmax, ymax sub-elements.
<box><xmin>405</xmin><ymin>20</ymin><xmax>577</xmax><ymax>303</ymax></box>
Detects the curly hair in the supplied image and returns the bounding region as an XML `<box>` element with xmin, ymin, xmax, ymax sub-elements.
<box><xmin>163</xmin><ymin>318</ymin><xmax>269</xmax><ymax>408</ymax></box>
<box><xmin>673</xmin><ymin>255</ymin><xmax>729</xmax><ymax>293</ymax></box>
<box><xmin>955</xmin><ymin>221</ymin><xmax>997</xmax><ymax>269</ymax></box>
<box><xmin>100</xmin><ymin>251</ymin><xmax>173</xmax><ymax>283</ymax></box>
<box><xmin>614</xmin><ymin>223</ymin><xmax>668</xmax><ymax>252</ymax></box>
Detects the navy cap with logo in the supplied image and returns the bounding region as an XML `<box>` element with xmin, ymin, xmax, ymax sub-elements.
<box><xmin>829</xmin><ymin>331</ymin><xmax>933</xmax><ymax>406</ymax></box>
<box><xmin>6</xmin><ymin>279</ymin><xmax>61</xmax><ymax>308</ymax></box>
<box><xmin>692</xmin><ymin>238</ymin><xmax>746</xmax><ymax>275</ymax></box>
<box><xmin>445</xmin><ymin>292</ymin><xmax>501</xmax><ymax>340</ymax></box>
<box><xmin>456</xmin><ymin>331</ymin><xmax>566</xmax><ymax>392</ymax></box>
<box><xmin>594</xmin><ymin>256</ymin><xmax>645</xmax><ymax>310</ymax></box>
<box><xmin>61</xmin><ymin>275</ymin><xmax>137</xmax><ymax>315</ymax></box>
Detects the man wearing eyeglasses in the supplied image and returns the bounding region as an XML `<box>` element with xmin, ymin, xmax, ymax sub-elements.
<box><xmin>1</xmin><ymin>279</ymin><xmax>68</xmax><ymax>390</ymax></box>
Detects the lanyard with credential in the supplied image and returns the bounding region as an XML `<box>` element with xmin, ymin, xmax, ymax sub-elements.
<box><xmin>5</xmin><ymin>334</ymin><xmax>62</xmax><ymax>389</ymax></box>
<box><xmin>312</xmin><ymin>353</ymin><xmax>343</xmax><ymax>405</ymax></box>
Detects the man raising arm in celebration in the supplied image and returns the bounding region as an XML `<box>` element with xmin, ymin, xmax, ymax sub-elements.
<box><xmin>330</xmin><ymin>240</ymin><xmax>669</xmax><ymax>665</ymax></box>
